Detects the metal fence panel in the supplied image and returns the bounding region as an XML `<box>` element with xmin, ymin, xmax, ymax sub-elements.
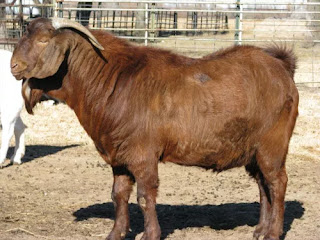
<box><xmin>1</xmin><ymin>0</ymin><xmax>320</xmax><ymax>85</ymax></box>
<box><xmin>0</xmin><ymin>0</ymin><xmax>54</xmax><ymax>50</ymax></box>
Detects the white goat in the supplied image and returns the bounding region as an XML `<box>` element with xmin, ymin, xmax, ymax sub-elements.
<box><xmin>0</xmin><ymin>49</ymin><xmax>25</xmax><ymax>165</ymax></box>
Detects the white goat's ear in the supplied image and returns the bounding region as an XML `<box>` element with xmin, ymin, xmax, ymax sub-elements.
<box><xmin>28</xmin><ymin>36</ymin><xmax>70</xmax><ymax>79</ymax></box>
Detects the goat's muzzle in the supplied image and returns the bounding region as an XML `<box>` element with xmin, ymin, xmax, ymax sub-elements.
<box><xmin>10</xmin><ymin>59</ymin><xmax>27</xmax><ymax>80</ymax></box>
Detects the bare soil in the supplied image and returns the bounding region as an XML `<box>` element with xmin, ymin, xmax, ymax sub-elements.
<box><xmin>0</xmin><ymin>86</ymin><xmax>319</xmax><ymax>240</ymax></box>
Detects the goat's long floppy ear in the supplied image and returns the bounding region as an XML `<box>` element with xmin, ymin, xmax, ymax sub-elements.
<box><xmin>27</xmin><ymin>36</ymin><xmax>70</xmax><ymax>79</ymax></box>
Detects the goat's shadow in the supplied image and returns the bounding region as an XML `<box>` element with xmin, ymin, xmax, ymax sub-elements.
<box><xmin>6</xmin><ymin>144</ymin><xmax>79</xmax><ymax>165</ymax></box>
<box><xmin>74</xmin><ymin>200</ymin><xmax>304</xmax><ymax>240</ymax></box>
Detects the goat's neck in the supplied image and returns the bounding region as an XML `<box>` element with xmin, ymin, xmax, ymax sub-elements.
<box><xmin>60</xmin><ymin>45</ymin><xmax>113</xmax><ymax>143</ymax></box>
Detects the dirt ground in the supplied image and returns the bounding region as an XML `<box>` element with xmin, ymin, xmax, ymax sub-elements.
<box><xmin>0</xmin><ymin>85</ymin><xmax>319</xmax><ymax>240</ymax></box>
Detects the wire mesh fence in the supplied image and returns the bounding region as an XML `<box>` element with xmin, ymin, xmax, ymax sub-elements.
<box><xmin>0</xmin><ymin>0</ymin><xmax>320</xmax><ymax>85</ymax></box>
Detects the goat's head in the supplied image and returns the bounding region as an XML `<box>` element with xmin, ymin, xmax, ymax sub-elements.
<box><xmin>11</xmin><ymin>17</ymin><xmax>104</xmax><ymax>113</ymax></box>
<box><xmin>11</xmin><ymin>17</ymin><xmax>103</xmax><ymax>80</ymax></box>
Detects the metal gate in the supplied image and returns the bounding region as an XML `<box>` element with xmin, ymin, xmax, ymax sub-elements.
<box><xmin>1</xmin><ymin>0</ymin><xmax>320</xmax><ymax>85</ymax></box>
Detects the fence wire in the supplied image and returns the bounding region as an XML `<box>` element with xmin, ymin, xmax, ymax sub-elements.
<box><xmin>1</xmin><ymin>0</ymin><xmax>320</xmax><ymax>85</ymax></box>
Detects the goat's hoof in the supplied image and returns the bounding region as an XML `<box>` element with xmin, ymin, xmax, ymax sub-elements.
<box><xmin>253</xmin><ymin>223</ymin><xmax>269</xmax><ymax>240</ymax></box>
<box><xmin>11</xmin><ymin>161</ymin><xmax>22</xmax><ymax>165</ymax></box>
<box><xmin>253</xmin><ymin>230</ymin><xmax>263</xmax><ymax>240</ymax></box>
<box><xmin>0</xmin><ymin>161</ymin><xmax>8</xmax><ymax>169</ymax></box>
<box><xmin>140</xmin><ymin>233</ymin><xmax>161</xmax><ymax>240</ymax></box>
<box><xmin>10</xmin><ymin>155</ymin><xmax>23</xmax><ymax>165</ymax></box>
<box><xmin>10</xmin><ymin>158</ymin><xmax>22</xmax><ymax>165</ymax></box>
<box><xmin>263</xmin><ymin>236</ymin><xmax>279</xmax><ymax>240</ymax></box>
<box><xmin>106</xmin><ymin>231</ymin><xmax>126</xmax><ymax>240</ymax></box>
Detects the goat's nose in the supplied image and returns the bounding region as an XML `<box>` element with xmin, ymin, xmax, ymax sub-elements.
<box><xmin>10</xmin><ymin>60</ymin><xmax>26</xmax><ymax>79</ymax></box>
<box><xmin>11</xmin><ymin>62</ymin><xmax>18</xmax><ymax>70</ymax></box>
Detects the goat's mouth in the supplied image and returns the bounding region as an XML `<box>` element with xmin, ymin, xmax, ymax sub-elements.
<box><xmin>11</xmin><ymin>66</ymin><xmax>33</xmax><ymax>80</ymax></box>
<box><xmin>11</xmin><ymin>70</ymin><xmax>25</xmax><ymax>80</ymax></box>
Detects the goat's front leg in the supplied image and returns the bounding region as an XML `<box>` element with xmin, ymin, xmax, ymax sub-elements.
<box><xmin>107</xmin><ymin>166</ymin><xmax>135</xmax><ymax>240</ymax></box>
<box><xmin>129</xmin><ymin>158</ymin><xmax>161</xmax><ymax>240</ymax></box>
<box><xmin>11</xmin><ymin>116</ymin><xmax>25</xmax><ymax>165</ymax></box>
<box><xmin>0</xmin><ymin>119</ymin><xmax>15</xmax><ymax>166</ymax></box>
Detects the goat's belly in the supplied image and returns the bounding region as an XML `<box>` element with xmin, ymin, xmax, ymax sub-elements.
<box><xmin>162</xmin><ymin>116</ymin><xmax>259</xmax><ymax>170</ymax></box>
<box><xmin>163</xmin><ymin>142</ymin><xmax>255</xmax><ymax>171</ymax></box>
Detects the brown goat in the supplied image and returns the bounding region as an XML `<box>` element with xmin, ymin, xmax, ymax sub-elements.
<box><xmin>11</xmin><ymin>18</ymin><xmax>299</xmax><ymax>240</ymax></box>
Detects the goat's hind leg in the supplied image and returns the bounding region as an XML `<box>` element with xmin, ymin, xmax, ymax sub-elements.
<box><xmin>255</xmin><ymin>155</ymin><xmax>288</xmax><ymax>240</ymax></box>
<box><xmin>107</xmin><ymin>166</ymin><xmax>135</xmax><ymax>240</ymax></box>
<box><xmin>254</xmin><ymin>96</ymin><xmax>298</xmax><ymax>240</ymax></box>
<box><xmin>246</xmin><ymin>161</ymin><xmax>271</xmax><ymax>240</ymax></box>
<box><xmin>10</xmin><ymin>116</ymin><xmax>25</xmax><ymax>165</ymax></box>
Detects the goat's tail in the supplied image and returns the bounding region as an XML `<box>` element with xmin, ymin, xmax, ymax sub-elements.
<box><xmin>264</xmin><ymin>45</ymin><xmax>297</xmax><ymax>80</ymax></box>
